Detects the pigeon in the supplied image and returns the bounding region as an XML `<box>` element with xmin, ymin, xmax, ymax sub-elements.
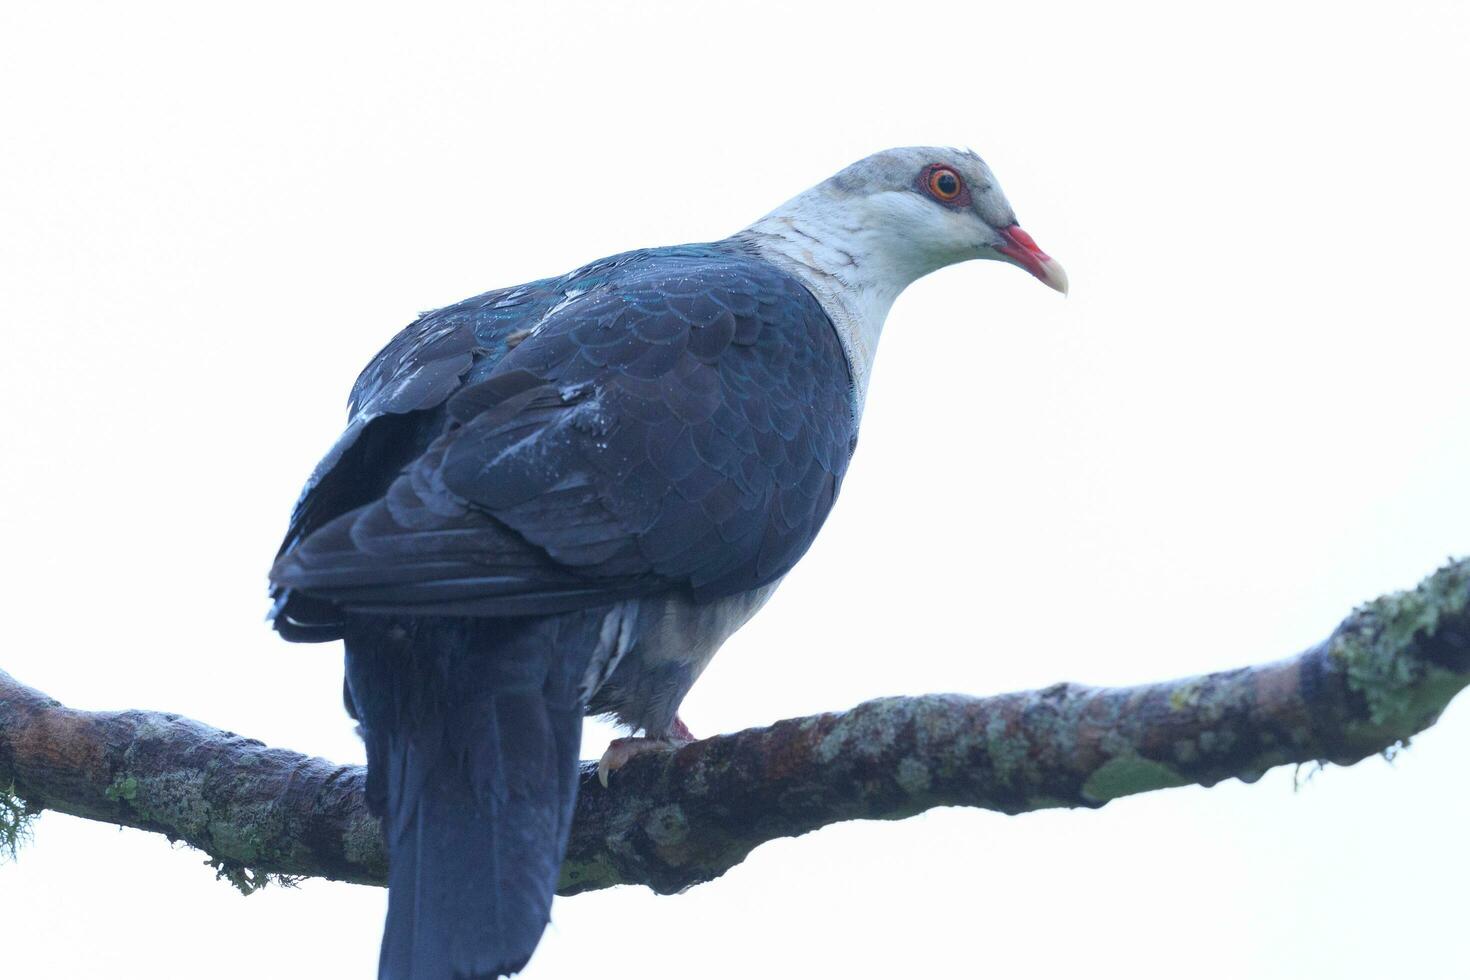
<box><xmin>269</xmin><ymin>146</ymin><xmax>1065</xmax><ymax>979</ymax></box>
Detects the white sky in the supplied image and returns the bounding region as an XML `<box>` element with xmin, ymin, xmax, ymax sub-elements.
<box><xmin>2</xmin><ymin>1</ymin><xmax>1467</xmax><ymax>977</ymax></box>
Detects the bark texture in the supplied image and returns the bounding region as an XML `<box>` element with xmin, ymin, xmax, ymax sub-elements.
<box><xmin>2</xmin><ymin>558</ymin><xmax>1467</xmax><ymax>896</ymax></box>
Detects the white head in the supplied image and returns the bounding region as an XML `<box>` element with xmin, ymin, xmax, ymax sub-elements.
<box><xmin>737</xmin><ymin>146</ymin><xmax>1065</xmax><ymax>415</ymax></box>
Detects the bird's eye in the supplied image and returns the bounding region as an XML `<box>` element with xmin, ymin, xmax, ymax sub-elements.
<box><xmin>926</xmin><ymin>166</ymin><xmax>963</xmax><ymax>202</ymax></box>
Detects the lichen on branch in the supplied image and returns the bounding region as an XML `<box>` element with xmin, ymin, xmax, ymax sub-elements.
<box><xmin>0</xmin><ymin>558</ymin><xmax>1466</xmax><ymax>896</ymax></box>
<box><xmin>2</xmin><ymin>783</ymin><xmax>35</xmax><ymax>860</ymax></box>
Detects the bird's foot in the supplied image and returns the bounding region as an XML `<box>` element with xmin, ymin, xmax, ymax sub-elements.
<box><xmin>669</xmin><ymin>714</ymin><xmax>696</xmax><ymax>742</ymax></box>
<box><xmin>596</xmin><ymin>738</ymin><xmax>672</xmax><ymax>788</ymax></box>
<box><xmin>597</xmin><ymin>716</ymin><xmax>697</xmax><ymax>788</ymax></box>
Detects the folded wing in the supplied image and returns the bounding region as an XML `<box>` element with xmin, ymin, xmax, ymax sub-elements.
<box><xmin>270</xmin><ymin>246</ymin><xmax>854</xmax><ymax>627</ymax></box>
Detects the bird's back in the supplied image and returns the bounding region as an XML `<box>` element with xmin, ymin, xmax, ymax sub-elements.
<box><xmin>270</xmin><ymin>240</ymin><xmax>855</xmax><ymax>638</ymax></box>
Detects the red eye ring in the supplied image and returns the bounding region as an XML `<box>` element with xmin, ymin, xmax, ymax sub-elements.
<box><xmin>926</xmin><ymin>166</ymin><xmax>963</xmax><ymax>202</ymax></box>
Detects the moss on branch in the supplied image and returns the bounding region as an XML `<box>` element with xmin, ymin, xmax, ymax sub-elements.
<box><xmin>1</xmin><ymin>558</ymin><xmax>1466</xmax><ymax>895</ymax></box>
<box><xmin>2</xmin><ymin>783</ymin><xmax>36</xmax><ymax>860</ymax></box>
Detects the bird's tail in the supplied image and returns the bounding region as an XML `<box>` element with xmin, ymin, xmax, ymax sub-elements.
<box><xmin>344</xmin><ymin>616</ymin><xmax>589</xmax><ymax>980</ymax></box>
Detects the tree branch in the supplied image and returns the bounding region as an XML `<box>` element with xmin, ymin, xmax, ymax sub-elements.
<box><xmin>2</xmin><ymin>559</ymin><xmax>1467</xmax><ymax>896</ymax></box>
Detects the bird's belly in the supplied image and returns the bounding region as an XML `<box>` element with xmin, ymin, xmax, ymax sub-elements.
<box><xmin>586</xmin><ymin>579</ymin><xmax>783</xmax><ymax>734</ymax></box>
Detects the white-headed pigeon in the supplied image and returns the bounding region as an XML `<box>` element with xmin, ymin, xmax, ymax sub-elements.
<box><xmin>269</xmin><ymin>146</ymin><xmax>1065</xmax><ymax>979</ymax></box>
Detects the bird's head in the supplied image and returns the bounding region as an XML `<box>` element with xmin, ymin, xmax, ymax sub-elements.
<box><xmin>745</xmin><ymin>146</ymin><xmax>1067</xmax><ymax>297</ymax></box>
<box><xmin>739</xmin><ymin>145</ymin><xmax>1065</xmax><ymax>415</ymax></box>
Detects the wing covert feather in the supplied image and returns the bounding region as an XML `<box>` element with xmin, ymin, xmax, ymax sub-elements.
<box><xmin>271</xmin><ymin>245</ymin><xmax>854</xmax><ymax>626</ymax></box>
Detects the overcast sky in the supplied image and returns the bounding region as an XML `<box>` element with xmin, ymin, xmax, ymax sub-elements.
<box><xmin>2</xmin><ymin>1</ymin><xmax>1467</xmax><ymax>977</ymax></box>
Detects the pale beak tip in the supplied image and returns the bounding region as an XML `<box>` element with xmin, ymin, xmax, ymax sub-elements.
<box><xmin>995</xmin><ymin>224</ymin><xmax>1069</xmax><ymax>297</ymax></box>
<box><xmin>1043</xmin><ymin>259</ymin><xmax>1069</xmax><ymax>296</ymax></box>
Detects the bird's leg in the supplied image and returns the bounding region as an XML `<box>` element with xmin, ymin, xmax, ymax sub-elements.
<box><xmin>596</xmin><ymin>714</ymin><xmax>697</xmax><ymax>788</ymax></box>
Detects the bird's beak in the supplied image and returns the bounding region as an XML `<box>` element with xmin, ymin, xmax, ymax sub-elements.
<box><xmin>994</xmin><ymin>225</ymin><xmax>1068</xmax><ymax>295</ymax></box>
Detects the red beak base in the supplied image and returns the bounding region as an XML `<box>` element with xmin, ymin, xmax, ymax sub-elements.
<box><xmin>995</xmin><ymin>225</ymin><xmax>1068</xmax><ymax>295</ymax></box>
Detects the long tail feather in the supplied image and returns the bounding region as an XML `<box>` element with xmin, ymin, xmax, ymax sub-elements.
<box><xmin>345</xmin><ymin>615</ymin><xmax>588</xmax><ymax>980</ymax></box>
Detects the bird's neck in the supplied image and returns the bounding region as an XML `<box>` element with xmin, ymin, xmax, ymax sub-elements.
<box><xmin>735</xmin><ymin>196</ymin><xmax>920</xmax><ymax>422</ymax></box>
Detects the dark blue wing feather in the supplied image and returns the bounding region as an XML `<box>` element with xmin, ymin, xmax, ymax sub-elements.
<box><xmin>270</xmin><ymin>243</ymin><xmax>854</xmax><ymax>629</ymax></box>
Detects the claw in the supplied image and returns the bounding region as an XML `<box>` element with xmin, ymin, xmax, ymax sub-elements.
<box><xmin>597</xmin><ymin>718</ymin><xmax>698</xmax><ymax>788</ymax></box>
<box><xmin>596</xmin><ymin>737</ymin><xmax>664</xmax><ymax>787</ymax></box>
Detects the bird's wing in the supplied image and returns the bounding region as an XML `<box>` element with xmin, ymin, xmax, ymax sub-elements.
<box><xmin>273</xmin><ymin>263</ymin><xmax>632</xmax><ymax>562</ymax></box>
<box><xmin>269</xmin><ymin>255</ymin><xmax>647</xmax><ymax>638</ymax></box>
<box><xmin>270</xmin><ymin>247</ymin><xmax>854</xmax><ymax>621</ymax></box>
